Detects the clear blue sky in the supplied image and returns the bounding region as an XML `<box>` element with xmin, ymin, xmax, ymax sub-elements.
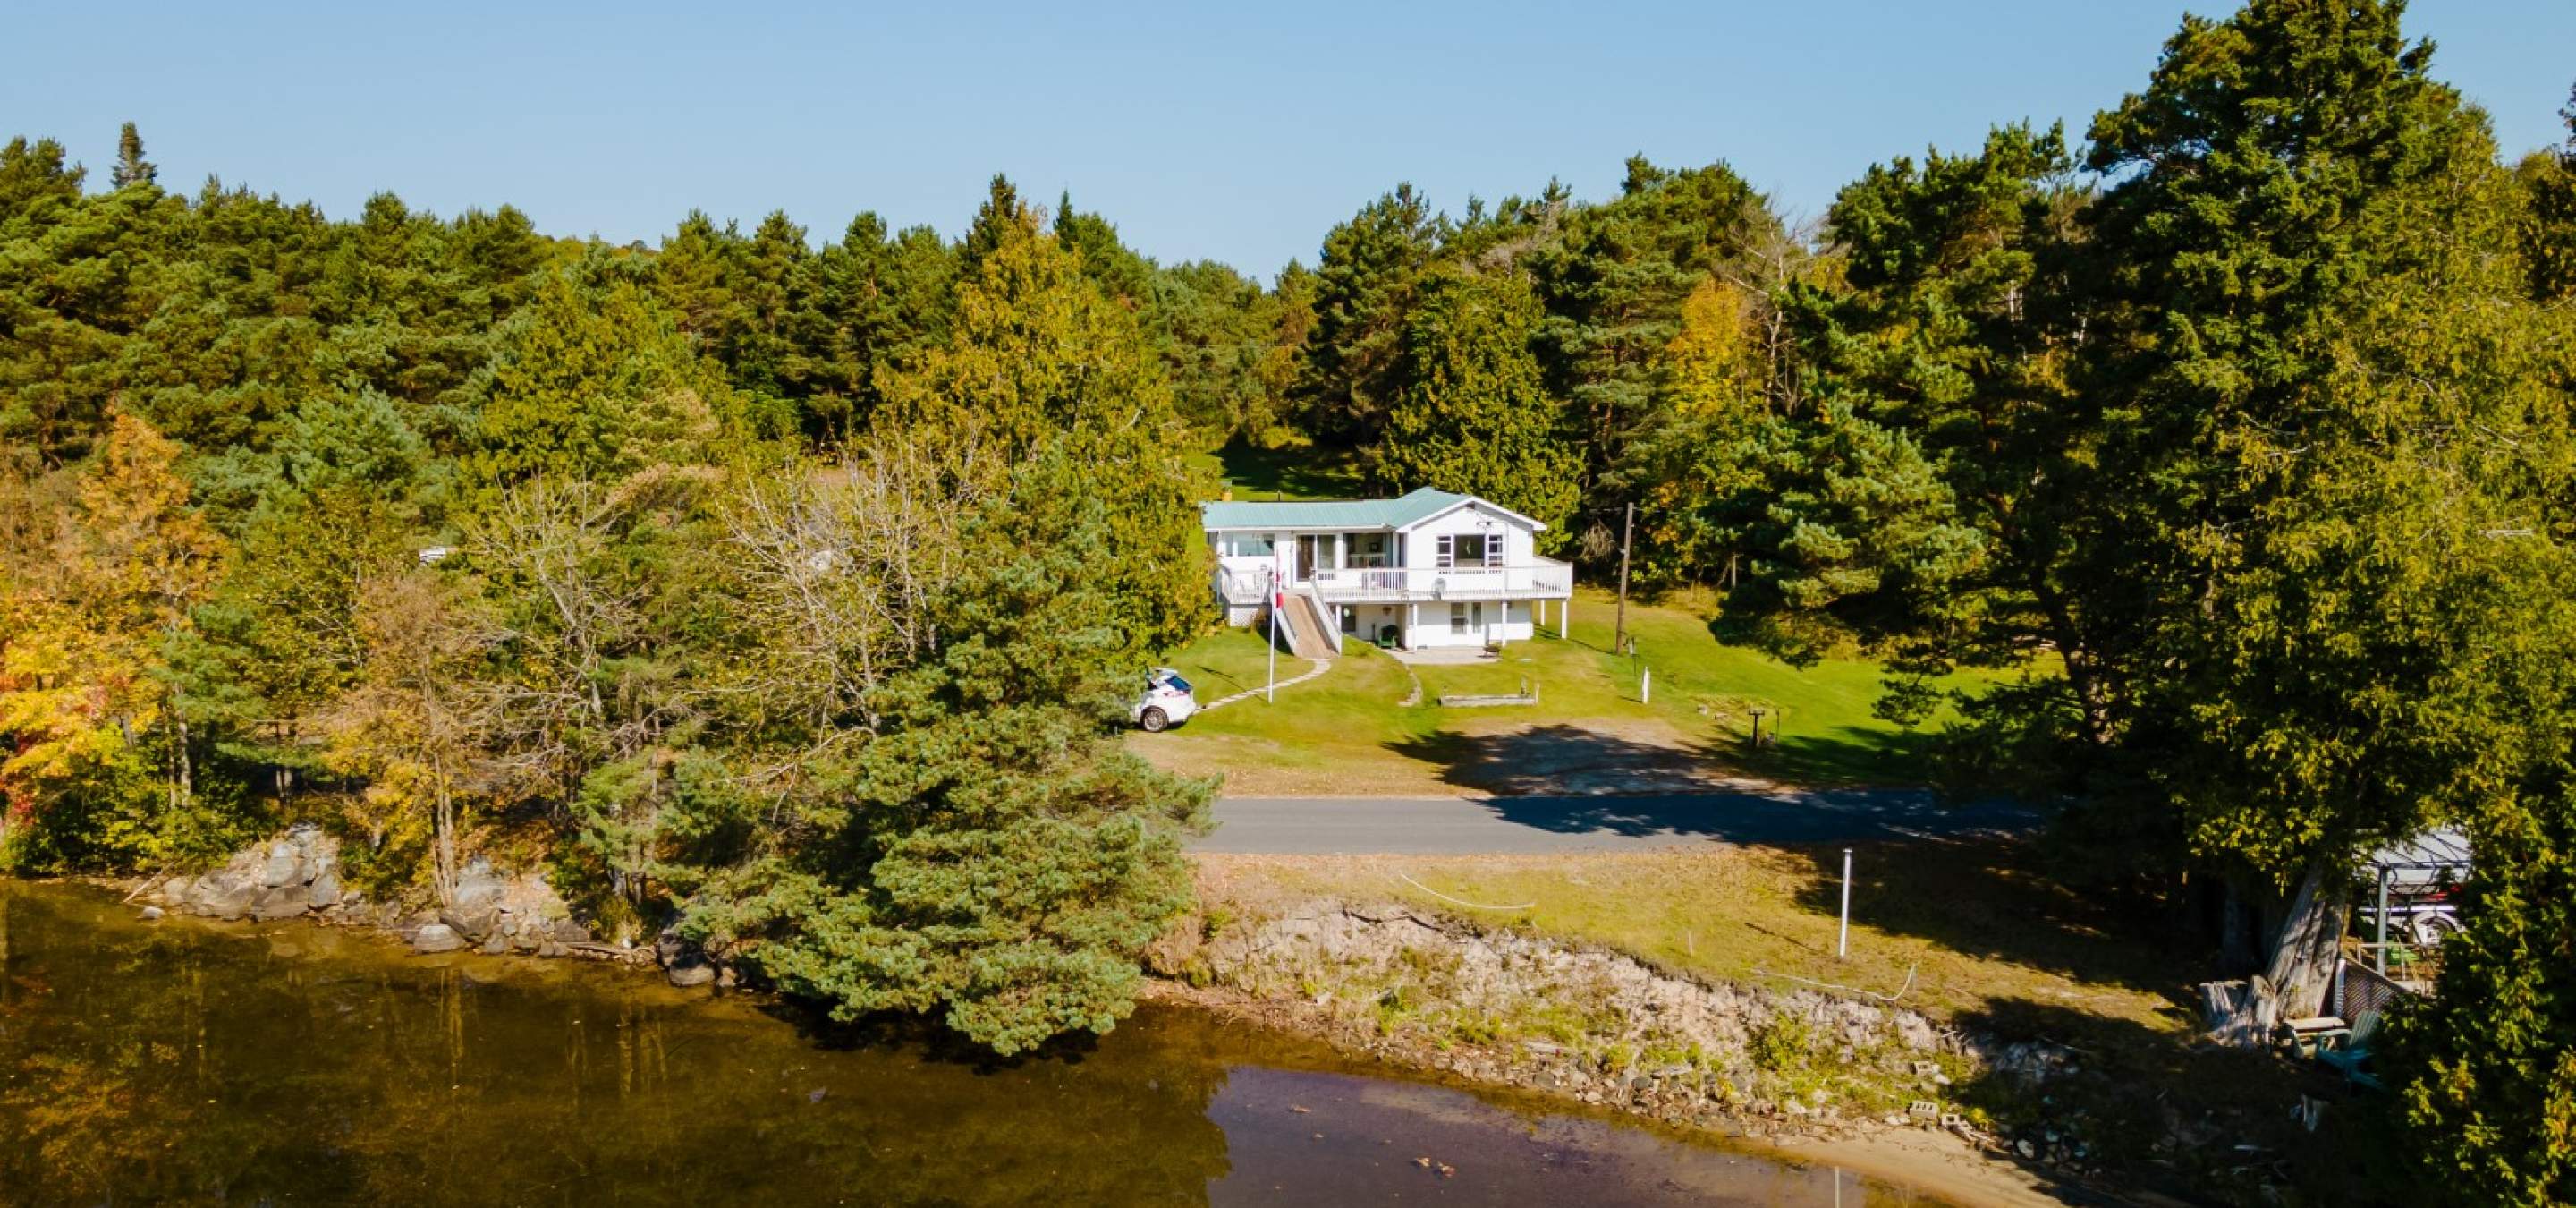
<box><xmin>5</xmin><ymin>2</ymin><xmax>2570</xmax><ymax>276</ymax></box>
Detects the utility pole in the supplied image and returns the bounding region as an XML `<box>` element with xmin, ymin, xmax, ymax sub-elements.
<box><xmin>1613</xmin><ymin>501</ymin><xmax>1635</xmax><ymax>656</ymax></box>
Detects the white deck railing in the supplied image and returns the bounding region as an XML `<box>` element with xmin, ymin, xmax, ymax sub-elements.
<box><xmin>1308</xmin><ymin>558</ymin><xmax>1572</xmax><ymax>601</ymax></box>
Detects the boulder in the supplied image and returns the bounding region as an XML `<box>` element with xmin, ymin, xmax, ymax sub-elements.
<box><xmin>250</xmin><ymin>884</ymin><xmax>311</xmax><ymax>921</ymax></box>
<box><xmin>411</xmin><ymin>923</ymin><xmax>465</xmax><ymax>954</ymax></box>
<box><xmin>440</xmin><ymin>906</ymin><xmax>499</xmax><ymax>941</ymax></box>
<box><xmin>479</xmin><ymin>933</ymin><xmax>510</xmax><ymax>956</ymax></box>
<box><xmin>666</xmin><ymin>960</ymin><xmax>716</xmax><ymax>989</ymax></box>
<box><xmin>139</xmin><ymin>906</ymin><xmax>165</xmax><ymax>921</ymax></box>
<box><xmin>258</xmin><ymin>842</ymin><xmax>303</xmax><ymax>889</ymax></box>
<box><xmin>658</xmin><ymin>930</ymin><xmax>717</xmax><ymax>988</ymax></box>
<box><xmin>185</xmin><ymin>870</ymin><xmax>259</xmax><ymax>920</ymax></box>
<box><xmin>307</xmin><ymin>869</ymin><xmax>343</xmax><ymax>909</ymax></box>
<box><xmin>552</xmin><ymin>921</ymin><xmax>593</xmax><ymax>944</ymax></box>
<box><xmin>451</xmin><ymin>857</ymin><xmax>506</xmax><ymax>908</ymax></box>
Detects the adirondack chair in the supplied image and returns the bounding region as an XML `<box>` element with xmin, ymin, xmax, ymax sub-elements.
<box><xmin>2314</xmin><ymin>1009</ymin><xmax>2384</xmax><ymax>1090</ymax></box>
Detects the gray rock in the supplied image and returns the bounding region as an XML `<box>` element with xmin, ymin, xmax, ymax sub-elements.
<box><xmin>440</xmin><ymin>906</ymin><xmax>499</xmax><ymax>940</ymax></box>
<box><xmin>250</xmin><ymin>884</ymin><xmax>311</xmax><ymax>921</ymax></box>
<box><xmin>411</xmin><ymin>923</ymin><xmax>465</xmax><ymax>954</ymax></box>
<box><xmin>258</xmin><ymin>841</ymin><xmax>303</xmax><ymax>889</ymax></box>
<box><xmin>306</xmin><ymin>870</ymin><xmax>343</xmax><ymax>909</ymax></box>
<box><xmin>187</xmin><ymin>871</ymin><xmax>258</xmax><ymax>920</ymax></box>
<box><xmin>552</xmin><ymin>920</ymin><xmax>592</xmax><ymax>944</ymax></box>
<box><xmin>479</xmin><ymin>933</ymin><xmax>510</xmax><ymax>956</ymax></box>
<box><xmin>451</xmin><ymin>856</ymin><xmax>505</xmax><ymax>907</ymax></box>
<box><xmin>666</xmin><ymin>961</ymin><xmax>716</xmax><ymax>989</ymax></box>
<box><xmin>139</xmin><ymin>906</ymin><xmax>165</xmax><ymax>921</ymax></box>
<box><xmin>537</xmin><ymin>940</ymin><xmax>568</xmax><ymax>959</ymax></box>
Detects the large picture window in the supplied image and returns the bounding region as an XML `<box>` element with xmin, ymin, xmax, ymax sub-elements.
<box><xmin>1436</xmin><ymin>532</ymin><xmax>1501</xmax><ymax>569</ymax></box>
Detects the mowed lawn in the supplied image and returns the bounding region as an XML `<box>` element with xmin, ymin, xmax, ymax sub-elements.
<box><xmin>1133</xmin><ymin>586</ymin><xmax>2016</xmax><ymax>795</ymax></box>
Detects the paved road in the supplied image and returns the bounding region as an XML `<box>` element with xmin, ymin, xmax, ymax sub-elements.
<box><xmin>1192</xmin><ymin>790</ymin><xmax>2039</xmax><ymax>855</ymax></box>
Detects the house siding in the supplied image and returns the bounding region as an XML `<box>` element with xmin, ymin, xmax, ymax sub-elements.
<box><xmin>1201</xmin><ymin>493</ymin><xmax>1565</xmax><ymax>649</ymax></box>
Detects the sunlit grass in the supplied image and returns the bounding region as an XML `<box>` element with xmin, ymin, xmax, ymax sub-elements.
<box><xmin>1137</xmin><ymin>587</ymin><xmax>2021</xmax><ymax>793</ymax></box>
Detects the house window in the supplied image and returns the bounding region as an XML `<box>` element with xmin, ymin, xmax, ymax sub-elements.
<box><xmin>1224</xmin><ymin>533</ymin><xmax>1275</xmax><ymax>558</ymax></box>
<box><xmin>1451</xmin><ymin>601</ymin><xmax>1482</xmax><ymax>635</ymax></box>
<box><xmin>1445</xmin><ymin>532</ymin><xmax>1494</xmax><ymax>568</ymax></box>
<box><xmin>1340</xmin><ymin>608</ymin><xmax>1356</xmax><ymax>634</ymax></box>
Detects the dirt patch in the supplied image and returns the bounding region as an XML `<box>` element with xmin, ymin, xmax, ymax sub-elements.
<box><xmin>1428</xmin><ymin>715</ymin><xmax>1767</xmax><ymax>795</ymax></box>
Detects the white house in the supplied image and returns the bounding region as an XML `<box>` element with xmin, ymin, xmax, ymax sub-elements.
<box><xmin>1202</xmin><ymin>488</ymin><xmax>1575</xmax><ymax>653</ymax></box>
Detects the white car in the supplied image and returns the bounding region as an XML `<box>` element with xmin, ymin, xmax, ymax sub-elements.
<box><xmin>1132</xmin><ymin>668</ymin><xmax>1198</xmax><ymax>732</ymax></box>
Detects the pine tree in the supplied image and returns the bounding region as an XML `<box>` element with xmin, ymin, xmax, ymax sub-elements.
<box><xmin>1528</xmin><ymin>158</ymin><xmax>1773</xmax><ymax>510</ymax></box>
<box><xmin>956</xmin><ymin>173</ymin><xmax>1027</xmax><ymax>278</ymax></box>
<box><xmin>109</xmin><ymin>122</ymin><xmax>155</xmax><ymax>189</ymax></box>
<box><xmin>2518</xmin><ymin>83</ymin><xmax>2576</xmax><ymax>301</ymax></box>
<box><xmin>471</xmin><ymin>273</ymin><xmax>734</xmax><ymax>487</ymax></box>
<box><xmin>1293</xmin><ymin>183</ymin><xmax>1444</xmax><ymax>445</ymax></box>
<box><xmin>875</xmin><ymin>208</ymin><xmax>1206</xmax><ymax>661</ymax></box>
<box><xmin>2068</xmin><ymin>0</ymin><xmax>2576</xmax><ymax>1019</ymax></box>
<box><xmin>1374</xmin><ymin>269</ymin><xmax>1581</xmax><ymax>542</ymax></box>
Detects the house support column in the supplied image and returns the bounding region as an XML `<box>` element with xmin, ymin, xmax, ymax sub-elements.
<box><xmin>1558</xmin><ymin>595</ymin><xmax>1570</xmax><ymax>640</ymax></box>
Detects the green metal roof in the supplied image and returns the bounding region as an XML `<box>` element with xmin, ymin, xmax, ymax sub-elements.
<box><xmin>1199</xmin><ymin>487</ymin><xmax>1482</xmax><ymax>532</ymax></box>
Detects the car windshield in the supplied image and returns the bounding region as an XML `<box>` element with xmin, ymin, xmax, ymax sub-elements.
<box><xmin>1157</xmin><ymin>673</ymin><xmax>1191</xmax><ymax>694</ymax></box>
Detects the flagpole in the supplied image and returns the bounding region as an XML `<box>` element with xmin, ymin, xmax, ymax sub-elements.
<box><xmin>1267</xmin><ymin>567</ymin><xmax>1279</xmax><ymax>702</ymax></box>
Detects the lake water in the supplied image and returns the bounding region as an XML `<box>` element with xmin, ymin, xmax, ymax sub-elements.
<box><xmin>0</xmin><ymin>881</ymin><xmax>1940</xmax><ymax>1205</ymax></box>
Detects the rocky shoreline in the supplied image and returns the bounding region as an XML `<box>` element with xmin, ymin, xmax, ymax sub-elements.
<box><xmin>131</xmin><ymin>825</ymin><xmax>719</xmax><ymax>985</ymax></box>
<box><xmin>103</xmin><ymin>830</ymin><xmax>2195</xmax><ymax>1204</ymax></box>
<box><xmin>1151</xmin><ymin>899</ymin><xmax>2006</xmax><ymax>1139</ymax></box>
<box><xmin>1140</xmin><ymin>899</ymin><xmax>2134</xmax><ymax>1206</ymax></box>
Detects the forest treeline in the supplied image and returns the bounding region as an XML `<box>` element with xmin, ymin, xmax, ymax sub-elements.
<box><xmin>4</xmin><ymin>2</ymin><xmax>2575</xmax><ymax>1196</ymax></box>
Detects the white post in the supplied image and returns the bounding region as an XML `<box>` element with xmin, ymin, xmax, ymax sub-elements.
<box><xmin>1266</xmin><ymin>568</ymin><xmax>1278</xmax><ymax>703</ymax></box>
<box><xmin>1640</xmin><ymin>666</ymin><xmax>1651</xmax><ymax>705</ymax></box>
<box><xmin>1838</xmin><ymin>847</ymin><xmax>1853</xmax><ymax>959</ymax></box>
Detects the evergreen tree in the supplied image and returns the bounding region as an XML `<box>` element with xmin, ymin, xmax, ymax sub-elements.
<box><xmin>470</xmin><ymin>272</ymin><xmax>734</xmax><ymax>487</ymax></box>
<box><xmin>2518</xmin><ymin>83</ymin><xmax>2576</xmax><ymax>301</ymax></box>
<box><xmin>1374</xmin><ymin>269</ymin><xmax>1580</xmax><ymax>541</ymax></box>
<box><xmin>956</xmin><ymin>173</ymin><xmax>1027</xmax><ymax>278</ymax></box>
<box><xmin>876</xmin><ymin>203</ymin><xmax>1207</xmax><ymax>661</ymax></box>
<box><xmin>1293</xmin><ymin>183</ymin><xmax>1444</xmax><ymax>445</ymax></box>
<box><xmin>110</xmin><ymin>122</ymin><xmax>155</xmax><ymax>189</ymax></box>
<box><xmin>1527</xmin><ymin>158</ymin><xmax>1773</xmax><ymax>511</ymax></box>
<box><xmin>784</xmin><ymin>212</ymin><xmax>956</xmax><ymax>439</ymax></box>
<box><xmin>680</xmin><ymin>457</ymin><xmax>1209</xmax><ymax>1055</ymax></box>
<box><xmin>1054</xmin><ymin>192</ymin><xmax>1156</xmax><ymax>304</ymax></box>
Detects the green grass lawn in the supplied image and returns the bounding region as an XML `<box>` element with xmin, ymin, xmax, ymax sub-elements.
<box><xmin>1182</xmin><ymin>431</ymin><xmax>1364</xmax><ymax>503</ymax></box>
<box><xmin>1137</xmin><ymin>587</ymin><xmax>2017</xmax><ymax>794</ymax></box>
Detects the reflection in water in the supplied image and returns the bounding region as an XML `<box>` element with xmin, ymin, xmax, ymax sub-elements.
<box><xmin>0</xmin><ymin>883</ymin><xmax>1940</xmax><ymax>1205</ymax></box>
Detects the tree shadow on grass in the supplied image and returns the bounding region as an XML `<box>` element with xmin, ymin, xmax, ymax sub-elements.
<box><xmin>1752</xmin><ymin>724</ymin><xmax>1942</xmax><ymax>786</ymax></box>
<box><xmin>1782</xmin><ymin>834</ymin><xmax>2198</xmax><ymax>1008</ymax></box>
<box><xmin>1383</xmin><ymin>724</ymin><xmax>2040</xmax><ymax>845</ymax></box>
<box><xmin>1937</xmin><ymin>995</ymin><xmax>2377</xmax><ymax>1204</ymax></box>
<box><xmin>1211</xmin><ymin>436</ymin><xmax>1363</xmax><ymax>501</ymax></box>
